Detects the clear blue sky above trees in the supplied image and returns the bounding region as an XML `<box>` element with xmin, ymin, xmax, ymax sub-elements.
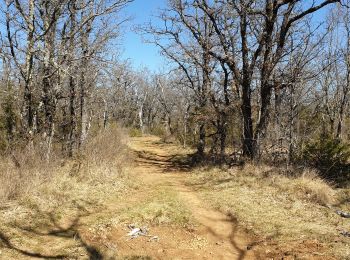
<box><xmin>121</xmin><ymin>0</ymin><xmax>166</xmax><ymax>71</ymax></box>
<box><xmin>121</xmin><ymin>0</ymin><xmax>331</xmax><ymax>72</ymax></box>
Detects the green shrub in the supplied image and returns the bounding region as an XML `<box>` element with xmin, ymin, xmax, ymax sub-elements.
<box><xmin>299</xmin><ymin>135</ymin><xmax>350</xmax><ymax>181</ymax></box>
<box><xmin>129</xmin><ymin>127</ymin><xmax>143</xmax><ymax>137</ymax></box>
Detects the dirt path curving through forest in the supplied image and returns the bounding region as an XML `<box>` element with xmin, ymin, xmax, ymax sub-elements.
<box><xmin>111</xmin><ymin>136</ymin><xmax>261</xmax><ymax>260</ymax></box>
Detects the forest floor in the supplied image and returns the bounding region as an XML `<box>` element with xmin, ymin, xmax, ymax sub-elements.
<box><xmin>0</xmin><ymin>135</ymin><xmax>348</xmax><ymax>259</ymax></box>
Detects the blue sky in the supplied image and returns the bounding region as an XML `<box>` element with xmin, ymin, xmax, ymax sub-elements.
<box><xmin>121</xmin><ymin>0</ymin><xmax>167</xmax><ymax>72</ymax></box>
<box><xmin>119</xmin><ymin>0</ymin><xmax>333</xmax><ymax>72</ymax></box>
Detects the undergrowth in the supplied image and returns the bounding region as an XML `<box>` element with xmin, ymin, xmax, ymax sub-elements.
<box><xmin>0</xmin><ymin>126</ymin><xmax>134</xmax><ymax>259</ymax></box>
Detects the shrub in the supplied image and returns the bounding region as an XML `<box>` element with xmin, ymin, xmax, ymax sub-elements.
<box><xmin>82</xmin><ymin>125</ymin><xmax>129</xmax><ymax>172</ymax></box>
<box><xmin>0</xmin><ymin>125</ymin><xmax>129</xmax><ymax>202</ymax></box>
<box><xmin>129</xmin><ymin>127</ymin><xmax>143</xmax><ymax>137</ymax></box>
<box><xmin>299</xmin><ymin>135</ymin><xmax>350</xmax><ymax>181</ymax></box>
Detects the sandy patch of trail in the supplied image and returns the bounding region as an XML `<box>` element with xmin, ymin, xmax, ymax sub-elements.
<box><xmin>111</xmin><ymin>136</ymin><xmax>260</xmax><ymax>260</ymax></box>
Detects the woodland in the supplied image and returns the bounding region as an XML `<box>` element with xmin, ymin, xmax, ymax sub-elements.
<box><xmin>1</xmin><ymin>0</ymin><xmax>349</xmax><ymax>180</ymax></box>
<box><xmin>1</xmin><ymin>0</ymin><xmax>350</xmax><ymax>259</ymax></box>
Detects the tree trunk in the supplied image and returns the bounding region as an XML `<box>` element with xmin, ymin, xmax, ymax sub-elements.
<box><xmin>241</xmin><ymin>79</ymin><xmax>254</xmax><ymax>158</ymax></box>
<box><xmin>219</xmin><ymin>115</ymin><xmax>227</xmax><ymax>158</ymax></box>
<box><xmin>139</xmin><ymin>103</ymin><xmax>144</xmax><ymax>134</ymax></box>
<box><xmin>254</xmin><ymin>83</ymin><xmax>273</xmax><ymax>157</ymax></box>
<box><xmin>67</xmin><ymin>2</ymin><xmax>77</xmax><ymax>157</ymax></box>
<box><xmin>42</xmin><ymin>3</ymin><xmax>58</xmax><ymax>159</ymax></box>
<box><xmin>79</xmin><ymin>4</ymin><xmax>92</xmax><ymax>146</ymax></box>
<box><xmin>23</xmin><ymin>0</ymin><xmax>35</xmax><ymax>134</ymax></box>
<box><xmin>68</xmin><ymin>75</ymin><xmax>76</xmax><ymax>157</ymax></box>
<box><xmin>197</xmin><ymin>123</ymin><xmax>206</xmax><ymax>156</ymax></box>
<box><xmin>80</xmin><ymin>76</ymin><xmax>88</xmax><ymax>145</ymax></box>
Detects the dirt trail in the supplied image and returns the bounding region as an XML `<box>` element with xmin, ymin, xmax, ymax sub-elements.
<box><xmin>0</xmin><ymin>135</ymin><xmax>260</xmax><ymax>260</ymax></box>
<box><xmin>113</xmin><ymin>136</ymin><xmax>259</xmax><ymax>260</ymax></box>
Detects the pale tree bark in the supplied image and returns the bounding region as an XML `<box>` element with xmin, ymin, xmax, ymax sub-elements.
<box><xmin>139</xmin><ymin>93</ymin><xmax>147</xmax><ymax>135</ymax></box>
<box><xmin>79</xmin><ymin>0</ymin><xmax>93</xmax><ymax>146</ymax></box>
<box><xmin>40</xmin><ymin>0</ymin><xmax>62</xmax><ymax>159</ymax></box>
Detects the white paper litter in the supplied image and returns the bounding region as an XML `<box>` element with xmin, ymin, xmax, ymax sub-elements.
<box><xmin>126</xmin><ymin>224</ymin><xmax>159</xmax><ymax>242</ymax></box>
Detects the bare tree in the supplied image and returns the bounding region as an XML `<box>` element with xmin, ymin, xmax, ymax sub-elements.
<box><xmin>193</xmin><ymin>0</ymin><xmax>340</xmax><ymax>158</ymax></box>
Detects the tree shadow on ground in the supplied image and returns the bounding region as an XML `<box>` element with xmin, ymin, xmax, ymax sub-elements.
<box><xmin>0</xmin><ymin>231</ymin><xmax>67</xmax><ymax>259</ymax></box>
<box><xmin>137</xmin><ymin>138</ymin><xmax>247</xmax><ymax>171</ymax></box>
<box><xmin>0</xmin><ymin>202</ymin><xmax>104</xmax><ymax>260</ymax></box>
<box><xmin>134</xmin><ymin>149</ymin><xmax>192</xmax><ymax>173</ymax></box>
<box><xmin>194</xmin><ymin>212</ymin><xmax>266</xmax><ymax>259</ymax></box>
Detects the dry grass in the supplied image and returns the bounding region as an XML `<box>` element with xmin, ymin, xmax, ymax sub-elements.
<box><xmin>236</xmin><ymin>165</ymin><xmax>337</xmax><ymax>206</ymax></box>
<box><xmin>0</xmin><ymin>125</ymin><xmax>135</xmax><ymax>259</ymax></box>
<box><xmin>118</xmin><ymin>188</ymin><xmax>193</xmax><ymax>227</ymax></box>
<box><xmin>189</xmin><ymin>164</ymin><xmax>350</xmax><ymax>258</ymax></box>
<box><xmin>278</xmin><ymin>169</ymin><xmax>337</xmax><ymax>206</ymax></box>
<box><xmin>0</xmin><ymin>126</ymin><xmax>130</xmax><ymax>202</ymax></box>
<box><xmin>0</xmin><ymin>151</ymin><xmax>57</xmax><ymax>202</ymax></box>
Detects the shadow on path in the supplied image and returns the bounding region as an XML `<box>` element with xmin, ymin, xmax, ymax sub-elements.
<box><xmin>131</xmin><ymin>137</ymin><xmax>260</xmax><ymax>259</ymax></box>
<box><xmin>134</xmin><ymin>149</ymin><xmax>192</xmax><ymax>172</ymax></box>
<box><xmin>0</xmin><ymin>203</ymin><xmax>103</xmax><ymax>260</ymax></box>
